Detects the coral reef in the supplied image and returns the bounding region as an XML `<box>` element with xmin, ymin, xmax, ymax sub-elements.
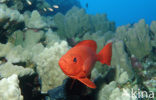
<box><xmin>0</xmin><ymin>74</ymin><xmax>23</xmax><ymax>100</ymax></box>
<box><xmin>0</xmin><ymin>42</ymin><xmax>13</xmax><ymax>57</ymax></box>
<box><xmin>91</xmin><ymin>14</ymin><xmax>116</xmax><ymax>33</ymax></box>
<box><xmin>54</xmin><ymin>6</ymin><xmax>92</xmax><ymax>39</ymax></box>
<box><xmin>54</xmin><ymin>6</ymin><xmax>115</xmax><ymax>39</ymax></box>
<box><xmin>97</xmin><ymin>81</ymin><xmax>117</xmax><ymax>100</ymax></box>
<box><xmin>97</xmin><ymin>81</ymin><xmax>138</xmax><ymax>100</ymax></box>
<box><xmin>115</xmin><ymin>19</ymin><xmax>152</xmax><ymax>59</ymax></box>
<box><xmin>0</xmin><ymin>62</ymin><xmax>34</xmax><ymax>78</ymax></box>
<box><xmin>45</xmin><ymin>29</ymin><xmax>60</xmax><ymax>47</ymax></box>
<box><xmin>150</xmin><ymin>21</ymin><xmax>156</xmax><ymax>47</ymax></box>
<box><xmin>22</xmin><ymin>30</ymin><xmax>44</xmax><ymax>48</ymax></box>
<box><xmin>0</xmin><ymin>0</ymin><xmax>156</xmax><ymax>99</ymax></box>
<box><xmin>144</xmin><ymin>78</ymin><xmax>156</xmax><ymax>93</ymax></box>
<box><xmin>109</xmin><ymin>88</ymin><xmax>136</xmax><ymax>100</ymax></box>
<box><xmin>24</xmin><ymin>10</ymin><xmax>47</xmax><ymax>29</ymax></box>
<box><xmin>111</xmin><ymin>40</ymin><xmax>134</xmax><ymax>80</ymax></box>
<box><xmin>2</xmin><ymin>0</ymin><xmax>81</xmax><ymax>15</ymax></box>
<box><xmin>0</xmin><ymin>4</ymin><xmax>24</xmax><ymax>43</ymax></box>
<box><xmin>34</xmin><ymin>41</ymin><xmax>69</xmax><ymax>93</ymax></box>
<box><xmin>117</xmin><ymin>71</ymin><xmax>129</xmax><ymax>85</ymax></box>
<box><xmin>150</xmin><ymin>21</ymin><xmax>156</xmax><ymax>39</ymax></box>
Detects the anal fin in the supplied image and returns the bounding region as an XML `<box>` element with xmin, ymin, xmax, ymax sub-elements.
<box><xmin>78</xmin><ymin>77</ymin><xmax>96</xmax><ymax>89</ymax></box>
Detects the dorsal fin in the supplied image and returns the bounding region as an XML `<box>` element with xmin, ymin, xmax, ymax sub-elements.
<box><xmin>75</xmin><ymin>40</ymin><xmax>97</xmax><ymax>52</ymax></box>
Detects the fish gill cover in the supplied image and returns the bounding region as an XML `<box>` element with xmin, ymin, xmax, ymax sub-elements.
<box><xmin>0</xmin><ymin>0</ymin><xmax>156</xmax><ymax>100</ymax></box>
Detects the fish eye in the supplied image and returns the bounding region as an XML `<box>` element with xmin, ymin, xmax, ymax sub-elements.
<box><xmin>73</xmin><ymin>57</ymin><xmax>77</xmax><ymax>63</ymax></box>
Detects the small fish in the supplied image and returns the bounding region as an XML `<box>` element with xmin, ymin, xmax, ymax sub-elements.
<box><xmin>59</xmin><ymin>40</ymin><xmax>112</xmax><ymax>88</ymax></box>
<box><xmin>85</xmin><ymin>3</ymin><xmax>88</xmax><ymax>8</ymax></box>
<box><xmin>48</xmin><ymin>8</ymin><xmax>54</xmax><ymax>12</ymax></box>
<box><xmin>26</xmin><ymin>0</ymin><xmax>32</xmax><ymax>5</ymax></box>
<box><xmin>43</xmin><ymin>8</ymin><xmax>47</xmax><ymax>12</ymax></box>
<box><xmin>53</xmin><ymin>5</ymin><xmax>59</xmax><ymax>9</ymax></box>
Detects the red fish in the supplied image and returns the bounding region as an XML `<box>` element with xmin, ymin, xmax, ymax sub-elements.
<box><xmin>59</xmin><ymin>40</ymin><xmax>112</xmax><ymax>88</ymax></box>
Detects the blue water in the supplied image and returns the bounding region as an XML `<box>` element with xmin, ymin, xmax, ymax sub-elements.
<box><xmin>79</xmin><ymin>0</ymin><xmax>156</xmax><ymax>26</ymax></box>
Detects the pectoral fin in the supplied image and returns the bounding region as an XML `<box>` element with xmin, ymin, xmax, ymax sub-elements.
<box><xmin>78</xmin><ymin>77</ymin><xmax>96</xmax><ymax>89</ymax></box>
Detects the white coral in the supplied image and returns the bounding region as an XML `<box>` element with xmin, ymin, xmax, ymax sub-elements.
<box><xmin>109</xmin><ymin>88</ymin><xmax>137</xmax><ymax>100</ymax></box>
<box><xmin>0</xmin><ymin>42</ymin><xmax>13</xmax><ymax>57</ymax></box>
<box><xmin>117</xmin><ymin>71</ymin><xmax>129</xmax><ymax>85</ymax></box>
<box><xmin>0</xmin><ymin>4</ymin><xmax>24</xmax><ymax>23</ymax></box>
<box><xmin>25</xmin><ymin>10</ymin><xmax>47</xmax><ymax>29</ymax></box>
<box><xmin>34</xmin><ymin>40</ymin><xmax>69</xmax><ymax>92</ymax></box>
<box><xmin>0</xmin><ymin>74</ymin><xmax>23</xmax><ymax>100</ymax></box>
<box><xmin>6</xmin><ymin>45</ymin><xmax>30</xmax><ymax>63</ymax></box>
<box><xmin>97</xmin><ymin>81</ymin><xmax>117</xmax><ymax>100</ymax></box>
<box><xmin>0</xmin><ymin>62</ymin><xmax>34</xmax><ymax>78</ymax></box>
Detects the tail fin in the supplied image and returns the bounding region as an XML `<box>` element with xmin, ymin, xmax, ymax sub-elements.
<box><xmin>97</xmin><ymin>42</ymin><xmax>112</xmax><ymax>66</ymax></box>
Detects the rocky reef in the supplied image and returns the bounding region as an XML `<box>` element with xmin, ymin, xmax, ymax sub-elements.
<box><xmin>0</xmin><ymin>0</ymin><xmax>156</xmax><ymax>100</ymax></box>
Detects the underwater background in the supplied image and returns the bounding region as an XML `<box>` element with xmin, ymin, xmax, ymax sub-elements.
<box><xmin>0</xmin><ymin>0</ymin><xmax>155</xmax><ymax>100</ymax></box>
<box><xmin>80</xmin><ymin>0</ymin><xmax>156</xmax><ymax>26</ymax></box>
